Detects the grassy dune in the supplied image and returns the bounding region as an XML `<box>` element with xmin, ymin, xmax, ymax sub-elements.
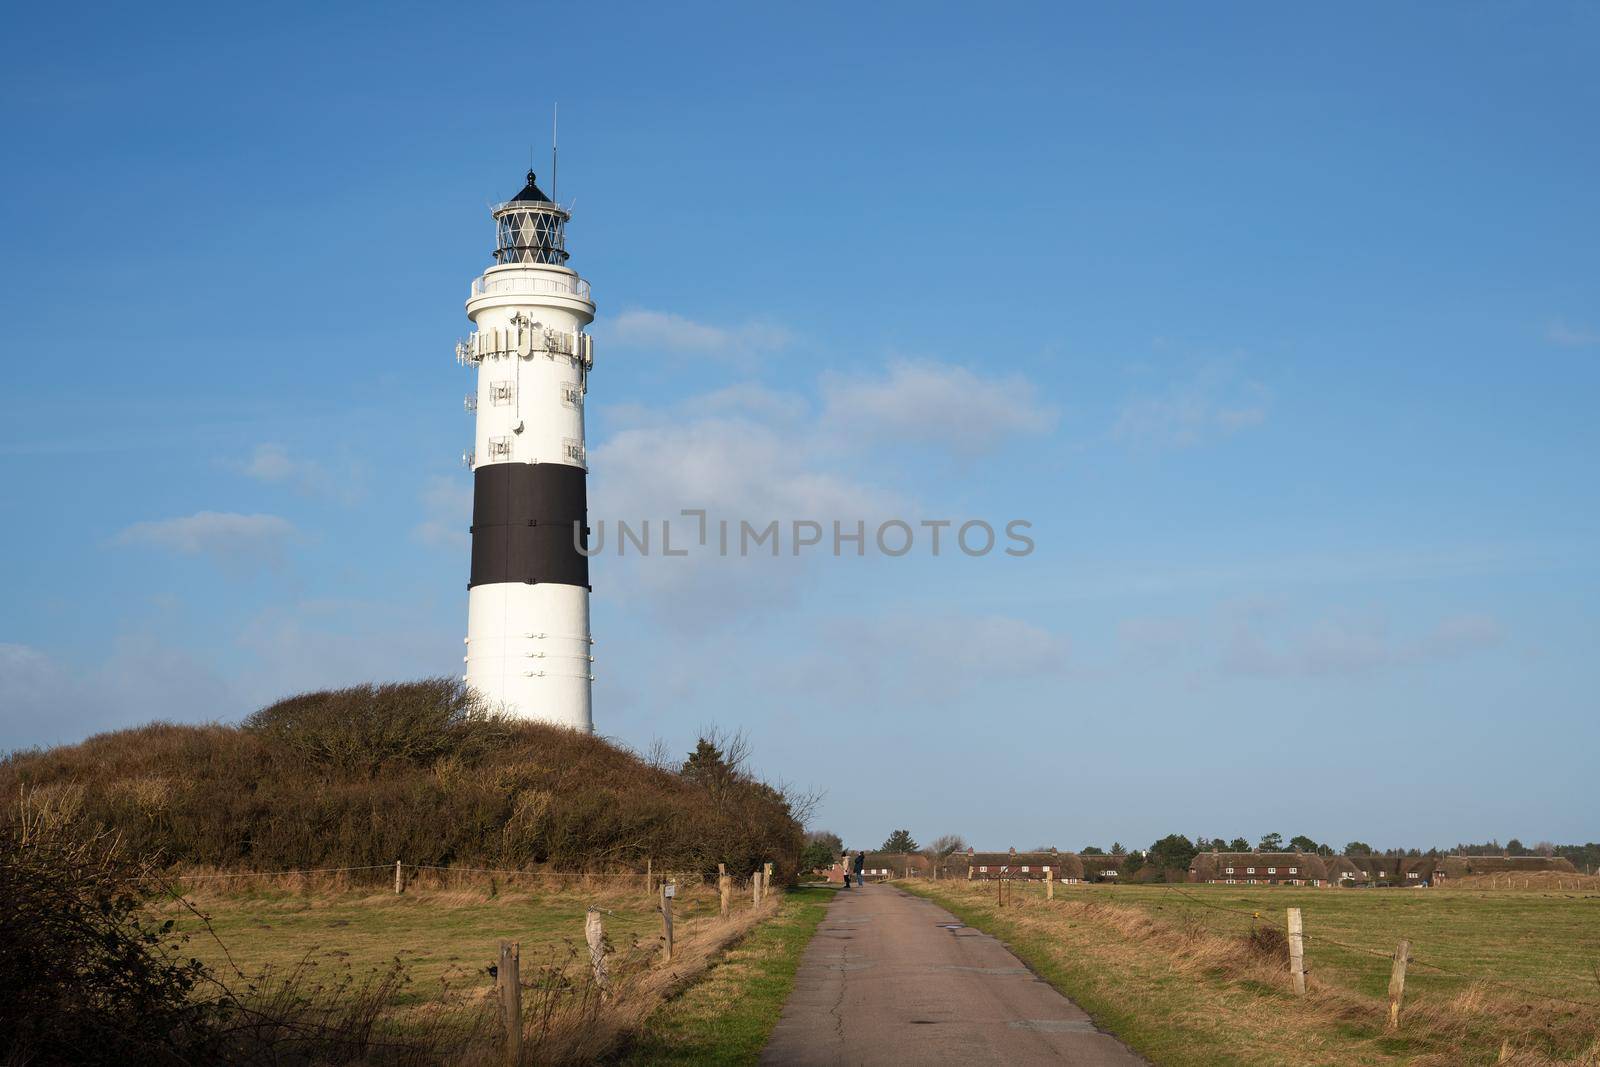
<box><xmin>904</xmin><ymin>880</ymin><xmax>1600</xmax><ymax>1066</ymax></box>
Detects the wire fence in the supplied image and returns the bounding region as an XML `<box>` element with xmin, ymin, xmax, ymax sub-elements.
<box><xmin>985</xmin><ymin>875</ymin><xmax>1600</xmax><ymax>1012</ymax></box>
<box><xmin>1139</xmin><ymin>881</ymin><xmax>1600</xmax><ymax>1009</ymax></box>
<box><xmin>165</xmin><ymin>860</ymin><xmax>770</xmax><ymax>920</ymax></box>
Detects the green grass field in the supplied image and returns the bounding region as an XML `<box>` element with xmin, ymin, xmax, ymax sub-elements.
<box><xmin>1108</xmin><ymin>882</ymin><xmax>1600</xmax><ymax>1005</ymax></box>
<box><xmin>161</xmin><ymin>877</ymin><xmax>724</xmax><ymax>1007</ymax></box>
<box><xmin>906</xmin><ymin>879</ymin><xmax>1600</xmax><ymax>1066</ymax></box>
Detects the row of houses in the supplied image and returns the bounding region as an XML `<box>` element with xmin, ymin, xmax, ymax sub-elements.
<box><xmin>1190</xmin><ymin>852</ymin><xmax>1579</xmax><ymax>887</ymax></box>
<box><xmin>826</xmin><ymin>848</ymin><xmax>1577</xmax><ymax>887</ymax></box>
<box><xmin>826</xmin><ymin>848</ymin><xmax>1135</xmax><ymax>884</ymax></box>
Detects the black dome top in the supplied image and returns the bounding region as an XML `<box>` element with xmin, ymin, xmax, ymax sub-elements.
<box><xmin>510</xmin><ymin>169</ymin><xmax>552</xmax><ymax>205</ymax></box>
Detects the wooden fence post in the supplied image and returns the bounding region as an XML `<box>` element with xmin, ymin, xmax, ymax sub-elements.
<box><xmin>645</xmin><ymin>857</ymin><xmax>653</xmax><ymax>895</ymax></box>
<box><xmin>763</xmin><ymin>861</ymin><xmax>773</xmax><ymax>901</ymax></box>
<box><xmin>497</xmin><ymin>940</ymin><xmax>521</xmax><ymax>1065</ymax></box>
<box><xmin>1386</xmin><ymin>939</ymin><xmax>1411</xmax><ymax>1031</ymax></box>
<box><xmin>660</xmin><ymin>882</ymin><xmax>674</xmax><ymax>962</ymax></box>
<box><xmin>718</xmin><ymin>863</ymin><xmax>731</xmax><ymax>917</ymax></box>
<box><xmin>1046</xmin><ymin>869</ymin><xmax>1054</xmax><ymax>901</ymax></box>
<box><xmin>585</xmin><ymin>909</ymin><xmax>609</xmax><ymax>996</ymax></box>
<box><xmin>752</xmin><ymin>869</ymin><xmax>762</xmax><ymax>908</ymax></box>
<box><xmin>394</xmin><ymin>859</ymin><xmax>404</xmax><ymax>895</ymax></box>
<box><xmin>1287</xmin><ymin>908</ymin><xmax>1306</xmax><ymax>995</ymax></box>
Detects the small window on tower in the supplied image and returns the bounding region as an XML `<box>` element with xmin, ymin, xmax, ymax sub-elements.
<box><xmin>490</xmin><ymin>381</ymin><xmax>515</xmax><ymax>406</ymax></box>
<box><xmin>563</xmin><ymin>438</ymin><xmax>586</xmax><ymax>465</ymax></box>
<box><xmin>487</xmin><ymin>436</ymin><xmax>512</xmax><ymax>460</ymax></box>
<box><xmin>562</xmin><ymin>383</ymin><xmax>584</xmax><ymax>409</ymax></box>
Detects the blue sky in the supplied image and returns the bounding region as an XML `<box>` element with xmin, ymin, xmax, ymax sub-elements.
<box><xmin>2</xmin><ymin>3</ymin><xmax>1596</xmax><ymax>852</ymax></box>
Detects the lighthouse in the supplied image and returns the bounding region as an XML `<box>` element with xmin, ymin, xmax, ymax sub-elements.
<box><xmin>459</xmin><ymin>170</ymin><xmax>596</xmax><ymax>730</ymax></box>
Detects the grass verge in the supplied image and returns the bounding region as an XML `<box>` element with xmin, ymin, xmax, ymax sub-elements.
<box><xmin>901</xmin><ymin>880</ymin><xmax>1600</xmax><ymax>1067</ymax></box>
<box><xmin>618</xmin><ymin>885</ymin><xmax>835</xmax><ymax>1065</ymax></box>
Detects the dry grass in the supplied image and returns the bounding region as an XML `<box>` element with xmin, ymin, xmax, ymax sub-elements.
<box><xmin>152</xmin><ymin>872</ymin><xmax>783</xmax><ymax>1064</ymax></box>
<box><xmin>905</xmin><ymin>880</ymin><xmax>1600</xmax><ymax>1067</ymax></box>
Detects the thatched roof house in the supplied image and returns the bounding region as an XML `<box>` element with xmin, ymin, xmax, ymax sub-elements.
<box><xmin>860</xmin><ymin>852</ymin><xmax>929</xmax><ymax>880</ymax></box>
<box><xmin>1080</xmin><ymin>854</ymin><xmax>1133</xmax><ymax>882</ymax></box>
<box><xmin>1323</xmin><ymin>856</ymin><xmax>1364</xmax><ymax>884</ymax></box>
<box><xmin>1188</xmin><ymin>852</ymin><xmax>1329</xmax><ymax>886</ymax></box>
<box><xmin>965</xmin><ymin>848</ymin><xmax>1082</xmax><ymax>882</ymax></box>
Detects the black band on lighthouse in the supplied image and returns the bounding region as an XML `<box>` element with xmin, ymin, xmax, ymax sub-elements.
<box><xmin>469</xmin><ymin>463</ymin><xmax>590</xmax><ymax>588</ymax></box>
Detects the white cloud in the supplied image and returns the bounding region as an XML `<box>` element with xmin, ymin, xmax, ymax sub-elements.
<box><xmin>0</xmin><ymin>597</ymin><xmax>463</xmax><ymax>750</ymax></box>
<box><xmin>606</xmin><ymin>309</ymin><xmax>792</xmax><ymax>365</ymax></box>
<box><xmin>778</xmin><ymin>611</ymin><xmax>1071</xmax><ymax>706</ymax></box>
<box><xmin>238</xmin><ymin>443</ymin><xmax>364</xmax><ymax>503</ymax></box>
<box><xmin>233</xmin><ymin>598</ymin><xmax>460</xmax><ymax>705</ymax></box>
<box><xmin>821</xmin><ymin>360</ymin><xmax>1056</xmax><ymax>454</ymax></box>
<box><xmin>114</xmin><ymin>511</ymin><xmax>298</xmax><ymax>569</ymax></box>
<box><xmin>1545</xmin><ymin>320</ymin><xmax>1600</xmax><ymax>347</ymax></box>
<box><xmin>593</xmin><ymin>404</ymin><xmax>899</xmax><ymax>523</ymax></box>
<box><xmin>589</xmin><ymin>384</ymin><xmax>907</xmax><ymax>620</ymax></box>
<box><xmin>0</xmin><ymin>638</ymin><xmax>240</xmax><ymax>749</ymax></box>
<box><xmin>1221</xmin><ymin>609</ymin><xmax>1502</xmax><ymax>678</ymax></box>
<box><xmin>1114</xmin><ymin>362</ymin><xmax>1269</xmax><ymax>449</ymax></box>
<box><xmin>414</xmin><ymin>475</ymin><xmax>472</xmax><ymax>549</ymax></box>
<box><xmin>580</xmin><ymin>354</ymin><xmax>1055</xmax><ymax>620</ymax></box>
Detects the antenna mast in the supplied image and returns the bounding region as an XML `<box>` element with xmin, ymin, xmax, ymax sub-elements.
<box><xmin>551</xmin><ymin>103</ymin><xmax>559</xmax><ymax>204</ymax></box>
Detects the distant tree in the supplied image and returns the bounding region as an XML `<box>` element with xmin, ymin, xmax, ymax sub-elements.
<box><xmin>1123</xmin><ymin>850</ymin><xmax>1146</xmax><ymax>875</ymax></box>
<box><xmin>1532</xmin><ymin>841</ymin><xmax>1556</xmax><ymax>857</ymax></box>
<box><xmin>1506</xmin><ymin>838</ymin><xmax>1527</xmax><ymax>856</ymax></box>
<box><xmin>881</xmin><ymin>829</ymin><xmax>919</xmax><ymax>853</ymax></box>
<box><xmin>1556</xmin><ymin>843</ymin><xmax>1600</xmax><ymax>873</ymax></box>
<box><xmin>681</xmin><ymin>733</ymin><xmax>749</xmax><ymax>812</ymax></box>
<box><xmin>1344</xmin><ymin>841</ymin><xmax>1373</xmax><ymax>856</ymax></box>
<box><xmin>1081</xmin><ymin>845</ymin><xmax>1106</xmax><ymax>856</ymax></box>
<box><xmin>801</xmin><ymin>830</ymin><xmax>844</xmax><ymax>871</ymax></box>
<box><xmin>1147</xmin><ymin>834</ymin><xmax>1198</xmax><ymax>872</ymax></box>
<box><xmin>1228</xmin><ymin>837</ymin><xmax>1251</xmax><ymax>851</ymax></box>
<box><xmin>1288</xmin><ymin>835</ymin><xmax>1320</xmax><ymax>853</ymax></box>
<box><xmin>1110</xmin><ymin>842</ymin><xmax>1126</xmax><ymax>857</ymax></box>
<box><xmin>1258</xmin><ymin>832</ymin><xmax>1284</xmax><ymax>852</ymax></box>
<box><xmin>1315</xmin><ymin>843</ymin><xmax>1335</xmax><ymax>857</ymax></box>
<box><xmin>929</xmin><ymin>834</ymin><xmax>968</xmax><ymax>857</ymax></box>
<box><xmin>681</xmin><ymin>738</ymin><xmax>726</xmax><ymax>779</ymax></box>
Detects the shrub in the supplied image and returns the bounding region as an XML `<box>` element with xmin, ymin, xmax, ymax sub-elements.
<box><xmin>0</xmin><ymin>795</ymin><xmax>213</xmax><ymax>1065</ymax></box>
<box><xmin>0</xmin><ymin>679</ymin><xmax>804</xmax><ymax>879</ymax></box>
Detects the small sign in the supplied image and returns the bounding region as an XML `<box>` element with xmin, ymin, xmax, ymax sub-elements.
<box><xmin>664</xmin><ymin>883</ymin><xmax>676</xmax><ymax>898</ymax></box>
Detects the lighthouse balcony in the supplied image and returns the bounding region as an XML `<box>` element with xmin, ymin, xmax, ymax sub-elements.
<box><xmin>470</xmin><ymin>272</ymin><xmax>591</xmax><ymax>301</ymax></box>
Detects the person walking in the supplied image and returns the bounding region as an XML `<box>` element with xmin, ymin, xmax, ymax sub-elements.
<box><xmin>853</xmin><ymin>850</ymin><xmax>866</xmax><ymax>886</ymax></box>
<box><xmin>841</xmin><ymin>851</ymin><xmax>853</xmax><ymax>889</ymax></box>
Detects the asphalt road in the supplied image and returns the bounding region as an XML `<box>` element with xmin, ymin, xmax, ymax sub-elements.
<box><xmin>761</xmin><ymin>883</ymin><xmax>1146</xmax><ymax>1066</ymax></box>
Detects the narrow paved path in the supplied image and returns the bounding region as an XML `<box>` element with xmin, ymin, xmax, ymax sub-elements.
<box><xmin>761</xmin><ymin>883</ymin><xmax>1145</xmax><ymax>1066</ymax></box>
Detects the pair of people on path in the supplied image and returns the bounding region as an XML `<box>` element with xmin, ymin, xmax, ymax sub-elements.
<box><xmin>841</xmin><ymin>850</ymin><xmax>865</xmax><ymax>888</ymax></box>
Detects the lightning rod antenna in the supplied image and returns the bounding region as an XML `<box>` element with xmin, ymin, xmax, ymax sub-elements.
<box><xmin>551</xmin><ymin>103</ymin><xmax>559</xmax><ymax>204</ymax></box>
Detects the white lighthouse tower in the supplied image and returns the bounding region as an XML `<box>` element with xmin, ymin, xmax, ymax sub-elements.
<box><xmin>459</xmin><ymin>170</ymin><xmax>596</xmax><ymax>730</ymax></box>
